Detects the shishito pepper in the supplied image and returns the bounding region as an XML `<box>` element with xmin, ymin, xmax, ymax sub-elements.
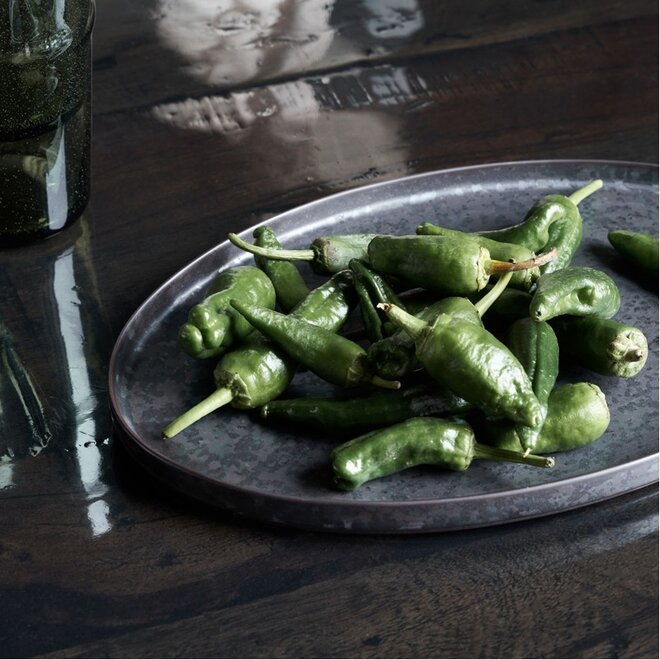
<box><xmin>504</xmin><ymin>318</ymin><xmax>559</xmax><ymax>453</ymax></box>
<box><xmin>552</xmin><ymin>316</ymin><xmax>648</xmax><ymax>378</ymax></box>
<box><xmin>229</xmin><ymin>300</ymin><xmax>400</xmax><ymax>390</ymax></box>
<box><xmin>367</xmin><ymin>234</ymin><xmax>555</xmax><ymax>295</ymax></box>
<box><xmin>259</xmin><ymin>382</ymin><xmax>473</xmax><ymax>432</ymax></box>
<box><xmin>367</xmin><ymin>271</ymin><xmax>513</xmax><ymax>381</ymax></box>
<box><xmin>377</xmin><ymin>302</ymin><xmax>543</xmax><ymax>428</ymax></box>
<box><xmin>415</xmin><ymin>223</ymin><xmax>540</xmax><ymax>290</ymax></box>
<box><xmin>253</xmin><ymin>226</ymin><xmax>310</xmax><ymax>311</ymax></box>
<box><xmin>479</xmin><ymin>180</ymin><xmax>602</xmax><ymax>255</ymax></box>
<box><xmin>331</xmin><ymin>417</ymin><xmax>554</xmax><ymax>491</ymax></box>
<box><xmin>529</xmin><ymin>267</ymin><xmax>621</xmax><ymax>321</ymax></box>
<box><xmin>162</xmin><ymin>272</ymin><xmax>355</xmax><ymax>438</ymax></box>
<box><xmin>486</xmin><ymin>383</ymin><xmax>610</xmax><ymax>453</ymax></box>
<box><xmin>608</xmin><ymin>229</ymin><xmax>659</xmax><ymax>273</ymax></box>
<box><xmin>178</xmin><ymin>265</ymin><xmax>276</xmax><ymax>359</ymax></box>
<box><xmin>228</xmin><ymin>231</ymin><xmax>376</xmax><ymax>274</ymax></box>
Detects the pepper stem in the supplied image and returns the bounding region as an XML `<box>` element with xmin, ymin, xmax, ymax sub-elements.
<box><xmin>162</xmin><ymin>387</ymin><xmax>234</xmax><ymax>439</ymax></box>
<box><xmin>473</xmin><ymin>271</ymin><xmax>513</xmax><ymax>317</ymax></box>
<box><xmin>488</xmin><ymin>247</ymin><xmax>557</xmax><ymax>273</ymax></box>
<box><xmin>568</xmin><ymin>179</ymin><xmax>603</xmax><ymax>205</ymax></box>
<box><xmin>369</xmin><ymin>375</ymin><xmax>401</xmax><ymax>390</ymax></box>
<box><xmin>473</xmin><ymin>443</ymin><xmax>555</xmax><ymax>468</ymax></box>
<box><xmin>376</xmin><ymin>303</ymin><xmax>429</xmax><ymax>343</ymax></box>
<box><xmin>228</xmin><ymin>232</ymin><xmax>315</xmax><ymax>262</ymax></box>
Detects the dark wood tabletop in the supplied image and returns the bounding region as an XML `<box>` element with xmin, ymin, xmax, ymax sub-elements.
<box><xmin>1</xmin><ymin>1</ymin><xmax>658</xmax><ymax>657</ymax></box>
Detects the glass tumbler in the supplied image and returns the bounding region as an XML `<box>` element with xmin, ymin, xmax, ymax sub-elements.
<box><xmin>0</xmin><ymin>0</ymin><xmax>94</xmax><ymax>246</ymax></box>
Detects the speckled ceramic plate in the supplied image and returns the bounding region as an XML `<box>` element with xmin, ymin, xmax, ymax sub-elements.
<box><xmin>109</xmin><ymin>160</ymin><xmax>659</xmax><ymax>533</ymax></box>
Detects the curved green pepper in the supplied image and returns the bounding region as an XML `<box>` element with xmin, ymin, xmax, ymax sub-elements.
<box><xmin>253</xmin><ymin>226</ymin><xmax>310</xmax><ymax>312</ymax></box>
<box><xmin>552</xmin><ymin>316</ymin><xmax>648</xmax><ymax>378</ymax></box>
<box><xmin>331</xmin><ymin>417</ymin><xmax>553</xmax><ymax>491</ymax></box>
<box><xmin>480</xmin><ymin>180</ymin><xmax>602</xmax><ymax>253</ymax></box>
<box><xmin>505</xmin><ymin>318</ymin><xmax>559</xmax><ymax>452</ymax></box>
<box><xmin>378</xmin><ymin>303</ymin><xmax>543</xmax><ymax>428</ymax></box>
<box><xmin>259</xmin><ymin>382</ymin><xmax>473</xmax><ymax>432</ymax></box>
<box><xmin>608</xmin><ymin>230</ymin><xmax>659</xmax><ymax>272</ymax></box>
<box><xmin>228</xmin><ymin>231</ymin><xmax>377</xmax><ymax>274</ymax></box>
<box><xmin>486</xmin><ymin>383</ymin><xmax>610</xmax><ymax>453</ymax></box>
<box><xmin>163</xmin><ymin>272</ymin><xmax>355</xmax><ymax>438</ymax></box>
<box><xmin>529</xmin><ymin>267</ymin><xmax>620</xmax><ymax>321</ymax></box>
<box><xmin>178</xmin><ymin>265</ymin><xmax>276</xmax><ymax>359</ymax></box>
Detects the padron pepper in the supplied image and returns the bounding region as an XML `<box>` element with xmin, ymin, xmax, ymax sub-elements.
<box><xmin>529</xmin><ymin>266</ymin><xmax>621</xmax><ymax>321</ymax></box>
<box><xmin>504</xmin><ymin>318</ymin><xmax>559</xmax><ymax>453</ymax></box>
<box><xmin>178</xmin><ymin>265</ymin><xmax>276</xmax><ymax>359</ymax></box>
<box><xmin>229</xmin><ymin>299</ymin><xmax>400</xmax><ymax>390</ymax></box>
<box><xmin>486</xmin><ymin>383</ymin><xmax>610</xmax><ymax>453</ymax></box>
<box><xmin>368</xmin><ymin>271</ymin><xmax>513</xmax><ymax>381</ymax></box>
<box><xmin>253</xmin><ymin>226</ymin><xmax>310</xmax><ymax>311</ymax></box>
<box><xmin>415</xmin><ymin>223</ymin><xmax>540</xmax><ymax>290</ymax></box>
<box><xmin>259</xmin><ymin>382</ymin><xmax>473</xmax><ymax>432</ymax></box>
<box><xmin>377</xmin><ymin>302</ymin><xmax>543</xmax><ymax>428</ymax></box>
<box><xmin>228</xmin><ymin>231</ymin><xmax>377</xmax><ymax>274</ymax></box>
<box><xmin>608</xmin><ymin>229</ymin><xmax>659</xmax><ymax>273</ymax></box>
<box><xmin>367</xmin><ymin>234</ymin><xmax>555</xmax><ymax>295</ymax></box>
<box><xmin>162</xmin><ymin>271</ymin><xmax>355</xmax><ymax>438</ymax></box>
<box><xmin>331</xmin><ymin>417</ymin><xmax>554</xmax><ymax>491</ymax></box>
<box><xmin>552</xmin><ymin>316</ymin><xmax>648</xmax><ymax>378</ymax></box>
<box><xmin>479</xmin><ymin>179</ymin><xmax>602</xmax><ymax>255</ymax></box>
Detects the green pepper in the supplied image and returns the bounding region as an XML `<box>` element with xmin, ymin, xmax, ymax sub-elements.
<box><xmin>486</xmin><ymin>383</ymin><xmax>610</xmax><ymax>453</ymax></box>
<box><xmin>415</xmin><ymin>223</ymin><xmax>540</xmax><ymax>290</ymax></box>
<box><xmin>504</xmin><ymin>318</ymin><xmax>559</xmax><ymax>453</ymax></box>
<box><xmin>608</xmin><ymin>230</ymin><xmax>659</xmax><ymax>272</ymax></box>
<box><xmin>228</xmin><ymin>231</ymin><xmax>377</xmax><ymax>274</ymax></box>
<box><xmin>252</xmin><ymin>226</ymin><xmax>310</xmax><ymax>312</ymax></box>
<box><xmin>480</xmin><ymin>180</ymin><xmax>602</xmax><ymax>253</ymax></box>
<box><xmin>552</xmin><ymin>316</ymin><xmax>648</xmax><ymax>378</ymax></box>
<box><xmin>529</xmin><ymin>267</ymin><xmax>621</xmax><ymax>321</ymax></box>
<box><xmin>367</xmin><ymin>235</ymin><xmax>555</xmax><ymax>295</ymax></box>
<box><xmin>178</xmin><ymin>265</ymin><xmax>277</xmax><ymax>359</ymax></box>
<box><xmin>367</xmin><ymin>271</ymin><xmax>513</xmax><ymax>381</ymax></box>
<box><xmin>378</xmin><ymin>302</ymin><xmax>543</xmax><ymax>428</ymax></box>
<box><xmin>162</xmin><ymin>272</ymin><xmax>355</xmax><ymax>438</ymax></box>
<box><xmin>229</xmin><ymin>300</ymin><xmax>400</xmax><ymax>390</ymax></box>
<box><xmin>259</xmin><ymin>382</ymin><xmax>473</xmax><ymax>432</ymax></box>
<box><xmin>331</xmin><ymin>417</ymin><xmax>554</xmax><ymax>491</ymax></box>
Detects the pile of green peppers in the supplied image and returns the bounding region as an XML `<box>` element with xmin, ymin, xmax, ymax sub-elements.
<box><xmin>162</xmin><ymin>180</ymin><xmax>656</xmax><ymax>491</ymax></box>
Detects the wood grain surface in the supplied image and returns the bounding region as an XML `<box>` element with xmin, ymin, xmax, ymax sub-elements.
<box><xmin>0</xmin><ymin>1</ymin><xmax>657</xmax><ymax>657</ymax></box>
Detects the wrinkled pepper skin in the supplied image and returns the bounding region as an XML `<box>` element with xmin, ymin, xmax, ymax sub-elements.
<box><xmin>486</xmin><ymin>383</ymin><xmax>610</xmax><ymax>453</ymax></box>
<box><xmin>529</xmin><ymin>267</ymin><xmax>620</xmax><ymax>321</ymax></box>
<box><xmin>368</xmin><ymin>297</ymin><xmax>481</xmax><ymax>380</ymax></box>
<box><xmin>416</xmin><ymin>223</ymin><xmax>539</xmax><ymax>290</ymax></box>
<box><xmin>253</xmin><ymin>226</ymin><xmax>310</xmax><ymax>312</ymax></box>
<box><xmin>368</xmin><ymin>235</ymin><xmax>491</xmax><ymax>294</ymax></box>
<box><xmin>480</xmin><ymin>194</ymin><xmax>573</xmax><ymax>252</ymax></box>
<box><xmin>259</xmin><ymin>383</ymin><xmax>473</xmax><ymax>432</ymax></box>
<box><xmin>380</xmin><ymin>305</ymin><xmax>543</xmax><ymax>428</ymax></box>
<box><xmin>505</xmin><ymin>318</ymin><xmax>559</xmax><ymax>452</ymax></box>
<box><xmin>331</xmin><ymin>417</ymin><xmax>552</xmax><ymax>490</ymax></box>
<box><xmin>608</xmin><ymin>229</ymin><xmax>659</xmax><ymax>272</ymax></box>
<box><xmin>331</xmin><ymin>418</ymin><xmax>477</xmax><ymax>490</ymax></box>
<box><xmin>178</xmin><ymin>266</ymin><xmax>276</xmax><ymax>359</ymax></box>
<box><xmin>552</xmin><ymin>316</ymin><xmax>648</xmax><ymax>378</ymax></box>
<box><xmin>540</xmin><ymin>200</ymin><xmax>583</xmax><ymax>274</ymax></box>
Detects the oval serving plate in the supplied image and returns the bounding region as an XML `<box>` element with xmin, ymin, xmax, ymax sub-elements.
<box><xmin>109</xmin><ymin>160</ymin><xmax>659</xmax><ymax>533</ymax></box>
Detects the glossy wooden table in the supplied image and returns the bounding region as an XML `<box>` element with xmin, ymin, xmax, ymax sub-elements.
<box><xmin>1</xmin><ymin>1</ymin><xmax>658</xmax><ymax>657</ymax></box>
